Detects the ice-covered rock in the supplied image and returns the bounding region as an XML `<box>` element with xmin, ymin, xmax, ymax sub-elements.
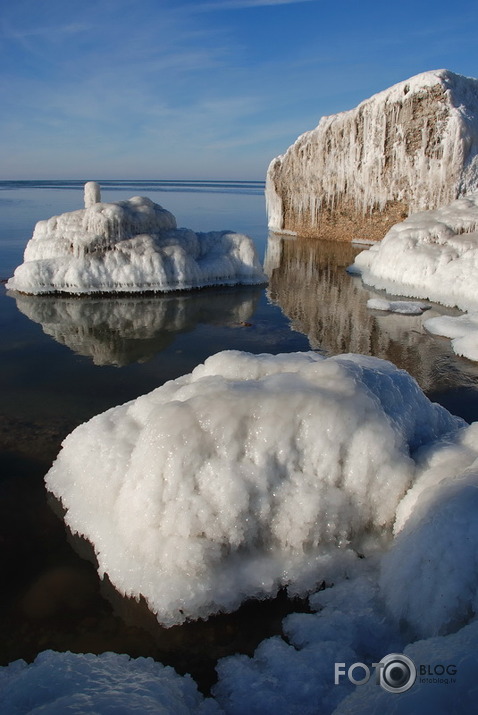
<box><xmin>333</xmin><ymin>620</ymin><xmax>478</xmax><ymax>714</ymax></box>
<box><xmin>45</xmin><ymin>350</ymin><xmax>463</xmax><ymax>627</ymax></box>
<box><xmin>0</xmin><ymin>650</ymin><xmax>219</xmax><ymax>714</ymax></box>
<box><xmin>6</xmin><ymin>187</ymin><xmax>266</xmax><ymax>295</ymax></box>
<box><xmin>267</xmin><ymin>69</ymin><xmax>478</xmax><ymax>240</ymax></box>
<box><xmin>425</xmin><ymin>312</ymin><xmax>478</xmax><ymax>362</ymax></box>
<box><xmin>351</xmin><ymin>191</ymin><xmax>478</xmax><ymax>359</ymax></box>
<box><xmin>380</xmin><ymin>421</ymin><xmax>478</xmax><ymax>637</ymax></box>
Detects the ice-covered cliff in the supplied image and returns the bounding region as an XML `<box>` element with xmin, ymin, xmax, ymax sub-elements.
<box><xmin>6</xmin><ymin>183</ymin><xmax>266</xmax><ymax>295</ymax></box>
<box><xmin>266</xmin><ymin>69</ymin><xmax>478</xmax><ymax>240</ymax></box>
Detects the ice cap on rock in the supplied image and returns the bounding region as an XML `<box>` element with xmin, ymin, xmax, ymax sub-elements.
<box><xmin>84</xmin><ymin>181</ymin><xmax>101</xmax><ymax>208</ymax></box>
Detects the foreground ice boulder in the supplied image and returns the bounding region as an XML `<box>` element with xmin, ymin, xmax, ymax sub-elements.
<box><xmin>6</xmin><ymin>182</ymin><xmax>266</xmax><ymax>295</ymax></box>
<box><xmin>45</xmin><ymin>350</ymin><xmax>463</xmax><ymax>627</ymax></box>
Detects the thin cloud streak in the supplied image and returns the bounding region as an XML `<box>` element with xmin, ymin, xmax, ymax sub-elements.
<box><xmin>191</xmin><ymin>0</ymin><xmax>318</xmax><ymax>11</ymax></box>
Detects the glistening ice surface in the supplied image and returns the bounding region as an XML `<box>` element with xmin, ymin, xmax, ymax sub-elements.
<box><xmin>45</xmin><ymin>350</ymin><xmax>462</xmax><ymax>626</ymax></box>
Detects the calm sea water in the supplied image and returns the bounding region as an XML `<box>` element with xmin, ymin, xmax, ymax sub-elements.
<box><xmin>1</xmin><ymin>180</ymin><xmax>478</xmax><ymax>688</ymax></box>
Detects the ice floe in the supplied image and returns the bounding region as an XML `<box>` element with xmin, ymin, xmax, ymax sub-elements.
<box><xmin>6</xmin><ymin>183</ymin><xmax>266</xmax><ymax>295</ymax></box>
<box><xmin>367</xmin><ymin>298</ymin><xmax>430</xmax><ymax>315</ymax></box>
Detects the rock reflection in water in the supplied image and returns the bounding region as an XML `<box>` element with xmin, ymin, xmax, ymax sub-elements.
<box><xmin>265</xmin><ymin>233</ymin><xmax>478</xmax><ymax>395</ymax></box>
<box><xmin>11</xmin><ymin>287</ymin><xmax>261</xmax><ymax>366</ymax></box>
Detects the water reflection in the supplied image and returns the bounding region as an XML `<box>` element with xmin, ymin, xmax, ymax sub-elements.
<box><xmin>265</xmin><ymin>233</ymin><xmax>478</xmax><ymax>396</ymax></box>
<box><xmin>11</xmin><ymin>287</ymin><xmax>261</xmax><ymax>366</ymax></box>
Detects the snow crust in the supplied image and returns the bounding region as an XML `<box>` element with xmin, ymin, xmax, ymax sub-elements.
<box><xmin>352</xmin><ymin>191</ymin><xmax>478</xmax><ymax>359</ymax></box>
<box><xmin>352</xmin><ymin>192</ymin><xmax>478</xmax><ymax>310</ymax></box>
<box><xmin>267</xmin><ymin>69</ymin><xmax>478</xmax><ymax>233</ymax></box>
<box><xmin>6</xmin><ymin>190</ymin><xmax>265</xmax><ymax>295</ymax></box>
<box><xmin>0</xmin><ymin>651</ymin><xmax>219</xmax><ymax>714</ymax></box>
<box><xmin>425</xmin><ymin>312</ymin><xmax>478</xmax><ymax>361</ymax></box>
<box><xmin>333</xmin><ymin>620</ymin><xmax>478</xmax><ymax>714</ymax></box>
<box><xmin>45</xmin><ymin>350</ymin><xmax>462</xmax><ymax>627</ymax></box>
<box><xmin>367</xmin><ymin>298</ymin><xmax>429</xmax><ymax>315</ymax></box>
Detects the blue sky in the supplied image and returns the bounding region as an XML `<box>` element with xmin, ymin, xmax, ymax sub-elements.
<box><xmin>1</xmin><ymin>0</ymin><xmax>477</xmax><ymax>180</ymax></box>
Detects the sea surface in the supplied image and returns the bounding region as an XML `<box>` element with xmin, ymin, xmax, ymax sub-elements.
<box><xmin>1</xmin><ymin>179</ymin><xmax>478</xmax><ymax>690</ymax></box>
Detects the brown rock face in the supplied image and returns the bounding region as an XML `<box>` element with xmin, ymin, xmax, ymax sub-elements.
<box><xmin>266</xmin><ymin>70</ymin><xmax>478</xmax><ymax>241</ymax></box>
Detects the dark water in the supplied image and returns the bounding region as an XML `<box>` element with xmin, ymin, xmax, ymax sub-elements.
<box><xmin>1</xmin><ymin>181</ymin><xmax>478</xmax><ymax>691</ymax></box>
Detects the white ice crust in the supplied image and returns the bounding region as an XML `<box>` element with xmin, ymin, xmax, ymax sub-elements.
<box><xmin>424</xmin><ymin>312</ymin><xmax>478</xmax><ymax>361</ymax></box>
<box><xmin>353</xmin><ymin>192</ymin><xmax>478</xmax><ymax>360</ymax></box>
<box><xmin>0</xmin><ymin>651</ymin><xmax>219</xmax><ymax>714</ymax></box>
<box><xmin>6</xmin><ymin>190</ymin><xmax>265</xmax><ymax>295</ymax></box>
<box><xmin>45</xmin><ymin>350</ymin><xmax>463</xmax><ymax>627</ymax></box>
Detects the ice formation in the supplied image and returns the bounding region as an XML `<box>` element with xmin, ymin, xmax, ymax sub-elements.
<box><xmin>424</xmin><ymin>312</ymin><xmax>478</xmax><ymax>362</ymax></box>
<box><xmin>0</xmin><ymin>651</ymin><xmax>219</xmax><ymax>714</ymax></box>
<box><xmin>267</xmin><ymin>69</ymin><xmax>478</xmax><ymax>239</ymax></box>
<box><xmin>366</xmin><ymin>298</ymin><xmax>430</xmax><ymax>315</ymax></box>
<box><xmin>5</xmin><ymin>350</ymin><xmax>478</xmax><ymax>711</ymax></box>
<box><xmin>351</xmin><ymin>191</ymin><xmax>478</xmax><ymax>360</ymax></box>
<box><xmin>211</xmin><ymin>415</ymin><xmax>478</xmax><ymax>712</ymax></box>
<box><xmin>83</xmin><ymin>180</ymin><xmax>101</xmax><ymax>208</ymax></box>
<box><xmin>6</xmin><ymin>185</ymin><xmax>265</xmax><ymax>295</ymax></box>
<box><xmin>45</xmin><ymin>350</ymin><xmax>462</xmax><ymax>627</ymax></box>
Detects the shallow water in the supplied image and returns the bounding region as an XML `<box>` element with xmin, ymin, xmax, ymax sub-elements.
<box><xmin>1</xmin><ymin>180</ymin><xmax>478</xmax><ymax>690</ymax></box>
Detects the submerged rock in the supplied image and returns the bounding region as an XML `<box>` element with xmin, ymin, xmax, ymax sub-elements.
<box><xmin>266</xmin><ymin>69</ymin><xmax>478</xmax><ymax>240</ymax></box>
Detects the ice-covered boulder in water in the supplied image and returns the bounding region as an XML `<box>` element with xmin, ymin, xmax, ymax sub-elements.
<box><xmin>45</xmin><ymin>350</ymin><xmax>463</xmax><ymax>627</ymax></box>
<box><xmin>267</xmin><ymin>69</ymin><xmax>478</xmax><ymax>240</ymax></box>
<box><xmin>0</xmin><ymin>650</ymin><xmax>219</xmax><ymax>714</ymax></box>
<box><xmin>6</xmin><ymin>184</ymin><xmax>266</xmax><ymax>295</ymax></box>
<box><xmin>351</xmin><ymin>191</ymin><xmax>478</xmax><ymax>360</ymax></box>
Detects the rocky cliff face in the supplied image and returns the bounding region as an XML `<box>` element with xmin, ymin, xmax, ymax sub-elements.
<box><xmin>266</xmin><ymin>70</ymin><xmax>478</xmax><ymax>240</ymax></box>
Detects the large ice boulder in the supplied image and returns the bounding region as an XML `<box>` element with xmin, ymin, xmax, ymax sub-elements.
<box><xmin>267</xmin><ymin>69</ymin><xmax>478</xmax><ymax>240</ymax></box>
<box><xmin>6</xmin><ymin>185</ymin><xmax>266</xmax><ymax>295</ymax></box>
<box><xmin>45</xmin><ymin>350</ymin><xmax>463</xmax><ymax>627</ymax></box>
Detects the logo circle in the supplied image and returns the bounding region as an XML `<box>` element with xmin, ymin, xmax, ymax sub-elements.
<box><xmin>379</xmin><ymin>653</ymin><xmax>416</xmax><ymax>693</ymax></box>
